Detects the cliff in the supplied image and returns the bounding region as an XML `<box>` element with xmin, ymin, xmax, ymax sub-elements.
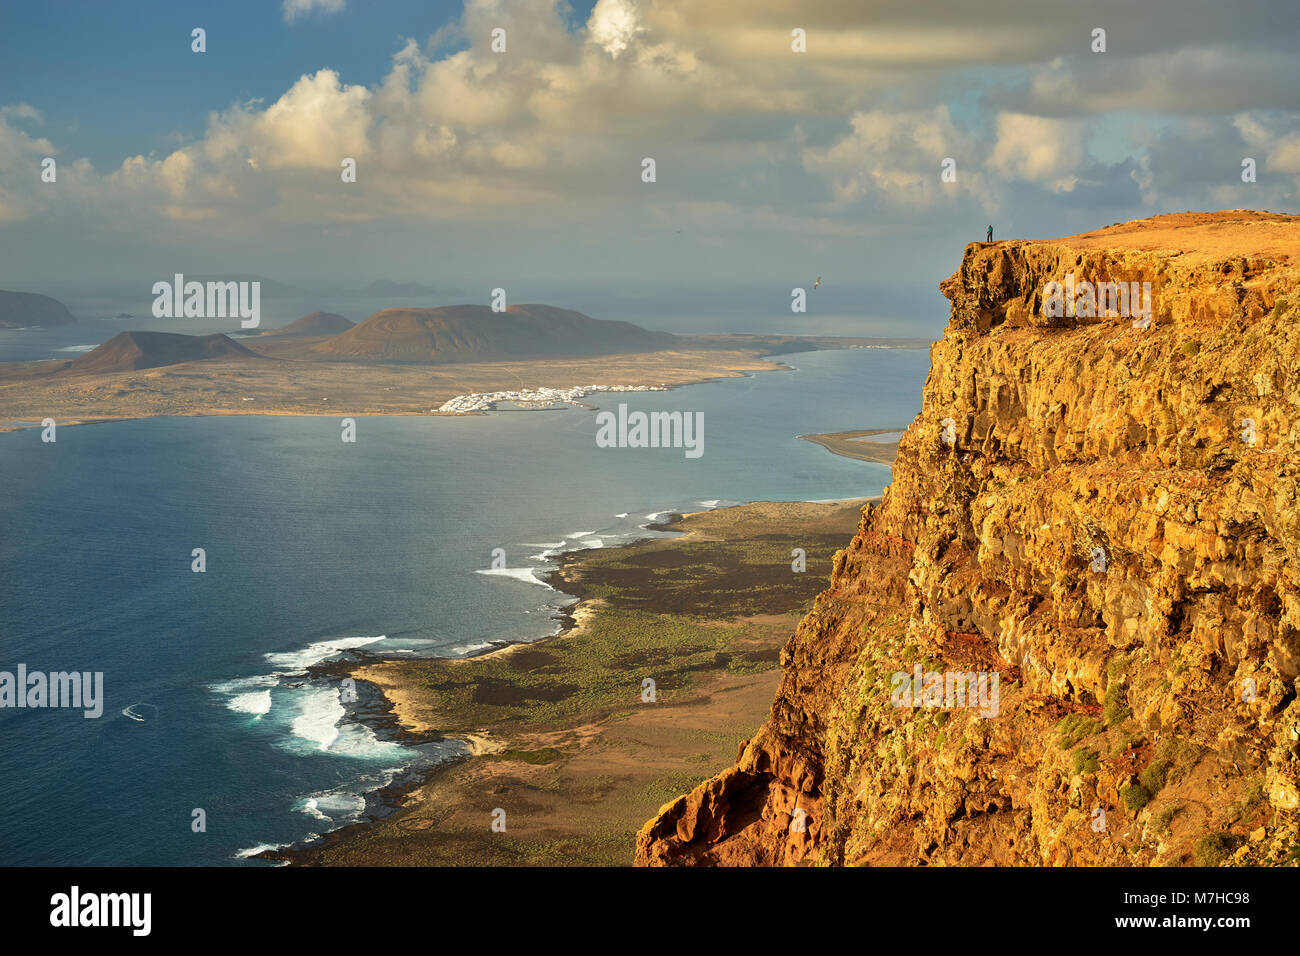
<box><xmin>636</xmin><ymin>210</ymin><xmax>1300</xmax><ymax>867</ymax></box>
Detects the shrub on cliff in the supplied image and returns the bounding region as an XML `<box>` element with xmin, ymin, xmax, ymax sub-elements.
<box><xmin>1103</xmin><ymin>681</ymin><xmax>1131</xmax><ymax>726</ymax></box>
<box><xmin>1153</xmin><ymin>803</ymin><xmax>1183</xmax><ymax>834</ymax></box>
<box><xmin>1121</xmin><ymin>784</ymin><xmax>1151</xmax><ymax>813</ymax></box>
<box><xmin>1057</xmin><ymin>714</ymin><xmax>1104</xmax><ymax>749</ymax></box>
<box><xmin>1072</xmin><ymin>748</ymin><xmax>1100</xmax><ymax>775</ymax></box>
<box><xmin>1193</xmin><ymin>832</ymin><xmax>1242</xmax><ymax>867</ymax></box>
<box><xmin>1139</xmin><ymin>737</ymin><xmax>1205</xmax><ymax>796</ymax></box>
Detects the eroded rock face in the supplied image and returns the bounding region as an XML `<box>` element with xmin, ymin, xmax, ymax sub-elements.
<box><xmin>636</xmin><ymin>211</ymin><xmax>1300</xmax><ymax>867</ymax></box>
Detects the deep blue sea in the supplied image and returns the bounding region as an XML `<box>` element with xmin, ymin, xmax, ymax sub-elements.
<box><xmin>0</xmin><ymin>347</ymin><xmax>928</xmax><ymax>864</ymax></box>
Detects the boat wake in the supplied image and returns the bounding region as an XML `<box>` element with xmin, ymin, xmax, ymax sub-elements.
<box><xmin>121</xmin><ymin>702</ymin><xmax>159</xmax><ymax>723</ymax></box>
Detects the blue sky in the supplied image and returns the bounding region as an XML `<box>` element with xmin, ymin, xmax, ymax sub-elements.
<box><xmin>1</xmin><ymin>1</ymin><xmax>482</xmax><ymax>167</ymax></box>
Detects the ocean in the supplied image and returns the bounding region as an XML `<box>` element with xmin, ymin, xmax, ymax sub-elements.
<box><xmin>0</xmin><ymin>346</ymin><xmax>929</xmax><ymax>864</ymax></box>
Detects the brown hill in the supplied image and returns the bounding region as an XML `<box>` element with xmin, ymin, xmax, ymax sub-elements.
<box><xmin>262</xmin><ymin>311</ymin><xmax>354</xmax><ymax>337</ymax></box>
<box><xmin>65</xmin><ymin>331</ymin><xmax>262</xmax><ymax>373</ymax></box>
<box><xmin>312</xmin><ymin>304</ymin><xmax>674</xmax><ymax>363</ymax></box>
<box><xmin>0</xmin><ymin>290</ymin><xmax>76</xmax><ymax>328</ymax></box>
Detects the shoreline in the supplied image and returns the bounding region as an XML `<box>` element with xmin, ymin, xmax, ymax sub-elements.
<box><xmin>0</xmin><ymin>337</ymin><xmax>930</xmax><ymax>432</ymax></box>
<box><xmin>0</xmin><ymin>364</ymin><xmax>783</xmax><ymax>433</ymax></box>
<box><xmin>142</xmin><ymin>346</ymin><xmax>907</xmax><ymax>863</ymax></box>
<box><xmin>269</xmin><ymin>496</ymin><xmax>874</xmax><ymax>866</ymax></box>
<box><xmin>259</xmin><ymin>512</ymin><xmax>690</xmax><ymax>863</ymax></box>
<box><xmin>798</xmin><ymin>427</ymin><xmax>905</xmax><ymax>465</ymax></box>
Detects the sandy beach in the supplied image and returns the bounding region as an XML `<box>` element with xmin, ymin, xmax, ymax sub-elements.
<box><xmin>798</xmin><ymin>427</ymin><xmax>905</xmax><ymax>465</ymax></box>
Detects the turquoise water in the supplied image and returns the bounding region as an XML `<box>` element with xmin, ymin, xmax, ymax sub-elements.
<box><xmin>0</xmin><ymin>347</ymin><xmax>928</xmax><ymax>864</ymax></box>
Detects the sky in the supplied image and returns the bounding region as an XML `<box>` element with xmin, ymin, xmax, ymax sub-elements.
<box><xmin>1</xmin><ymin>0</ymin><xmax>1298</xmax><ymax>334</ymax></box>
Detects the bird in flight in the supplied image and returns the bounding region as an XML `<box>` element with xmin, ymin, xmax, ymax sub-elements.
<box><xmin>813</xmin><ymin>276</ymin><xmax>821</xmax><ymax>290</ymax></box>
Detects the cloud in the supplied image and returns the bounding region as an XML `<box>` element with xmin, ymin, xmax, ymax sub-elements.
<box><xmin>0</xmin><ymin>103</ymin><xmax>43</xmax><ymax>123</ymax></box>
<box><xmin>283</xmin><ymin>0</ymin><xmax>345</xmax><ymax>24</ymax></box>
<box><xmin>1006</xmin><ymin>48</ymin><xmax>1300</xmax><ymax>116</ymax></box>
<box><xmin>1</xmin><ymin>0</ymin><xmax>1297</xmax><ymax>278</ymax></box>
<box><xmin>989</xmin><ymin>113</ymin><xmax>1085</xmax><ymax>192</ymax></box>
<box><xmin>1107</xmin><ymin>111</ymin><xmax>1300</xmax><ymax>211</ymax></box>
<box><xmin>1236</xmin><ymin>112</ymin><xmax>1300</xmax><ymax>177</ymax></box>
<box><xmin>0</xmin><ymin>111</ymin><xmax>53</xmax><ymax>221</ymax></box>
<box><xmin>802</xmin><ymin>106</ymin><xmax>993</xmax><ymax>211</ymax></box>
<box><xmin>589</xmin><ymin>0</ymin><xmax>645</xmax><ymax>59</ymax></box>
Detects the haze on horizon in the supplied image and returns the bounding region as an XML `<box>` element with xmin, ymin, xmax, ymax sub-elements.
<box><xmin>1</xmin><ymin>0</ymin><xmax>1298</xmax><ymax>336</ymax></box>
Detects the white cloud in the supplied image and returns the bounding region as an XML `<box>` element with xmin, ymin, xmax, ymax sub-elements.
<box><xmin>588</xmin><ymin>0</ymin><xmax>645</xmax><ymax>59</ymax></box>
<box><xmin>0</xmin><ymin>103</ymin><xmax>43</xmax><ymax>123</ymax></box>
<box><xmin>283</xmin><ymin>0</ymin><xmax>345</xmax><ymax>24</ymax></box>
<box><xmin>989</xmin><ymin>113</ymin><xmax>1085</xmax><ymax>193</ymax></box>
<box><xmin>803</xmin><ymin>107</ymin><xmax>1000</xmax><ymax>213</ymax></box>
<box><xmin>1236</xmin><ymin>111</ymin><xmax>1300</xmax><ymax>176</ymax></box>
<box><xmin>0</xmin><ymin>0</ymin><xmax>1293</xmax><ymax>255</ymax></box>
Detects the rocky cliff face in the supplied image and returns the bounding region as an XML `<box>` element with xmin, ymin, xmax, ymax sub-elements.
<box><xmin>636</xmin><ymin>211</ymin><xmax>1300</xmax><ymax>867</ymax></box>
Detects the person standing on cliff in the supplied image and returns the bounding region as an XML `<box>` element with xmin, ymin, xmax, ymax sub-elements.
<box><xmin>987</xmin><ymin>224</ymin><xmax>993</xmax><ymax>242</ymax></box>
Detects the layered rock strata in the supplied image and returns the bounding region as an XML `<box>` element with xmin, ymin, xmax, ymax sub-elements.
<box><xmin>637</xmin><ymin>211</ymin><xmax>1300</xmax><ymax>867</ymax></box>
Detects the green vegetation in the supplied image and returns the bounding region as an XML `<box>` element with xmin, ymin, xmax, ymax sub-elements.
<box><xmin>1138</xmin><ymin>758</ymin><xmax>1169</xmax><ymax>793</ymax></box>
<box><xmin>1121</xmin><ymin>784</ymin><xmax>1152</xmax><ymax>813</ymax></box>
<box><xmin>1072</xmin><ymin>748</ymin><xmax>1100</xmax><ymax>774</ymax></box>
<box><xmin>1193</xmin><ymin>832</ymin><xmax>1242</xmax><ymax>867</ymax></box>
<box><xmin>638</xmin><ymin>770</ymin><xmax>711</xmax><ymax>807</ymax></box>
<box><xmin>1111</xmin><ymin>731</ymin><xmax>1145</xmax><ymax>757</ymax></box>
<box><xmin>570</xmin><ymin>523</ymin><xmax>851</xmax><ymax>618</ymax></box>
<box><xmin>1139</xmin><ymin>737</ymin><xmax>1205</xmax><ymax>795</ymax></box>
<box><xmin>399</xmin><ymin>606</ymin><xmax>775</xmax><ymax>729</ymax></box>
<box><xmin>1115</xmin><ymin>738</ymin><xmax>1207</xmax><ymax>822</ymax></box>
<box><xmin>1153</xmin><ymin>802</ymin><xmax>1183</xmax><ymax>834</ymax></box>
<box><xmin>1103</xmin><ymin>680</ymin><xmax>1131</xmax><ymax>725</ymax></box>
<box><xmin>1271</xmin><ymin>296</ymin><xmax>1289</xmax><ymax>321</ymax></box>
<box><xmin>1228</xmin><ymin>776</ymin><xmax>1267</xmax><ymax>823</ymax></box>
<box><xmin>386</xmin><ymin>506</ymin><xmax>862</xmax><ymax>732</ymax></box>
<box><xmin>1107</xmin><ymin>655</ymin><xmax>1130</xmax><ymax>683</ymax></box>
<box><xmin>1057</xmin><ymin>713</ymin><xmax>1105</xmax><ymax>749</ymax></box>
<box><xmin>1181</xmin><ymin>339</ymin><xmax>1201</xmax><ymax>356</ymax></box>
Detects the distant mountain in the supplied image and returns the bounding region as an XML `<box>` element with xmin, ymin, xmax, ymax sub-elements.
<box><xmin>0</xmin><ymin>290</ymin><xmax>76</xmax><ymax>328</ymax></box>
<box><xmin>262</xmin><ymin>311</ymin><xmax>354</xmax><ymax>337</ymax></box>
<box><xmin>64</xmin><ymin>331</ymin><xmax>262</xmax><ymax>373</ymax></box>
<box><xmin>313</xmin><ymin>304</ymin><xmax>675</xmax><ymax>363</ymax></box>
<box><xmin>187</xmin><ymin>275</ymin><xmax>303</xmax><ymax>298</ymax></box>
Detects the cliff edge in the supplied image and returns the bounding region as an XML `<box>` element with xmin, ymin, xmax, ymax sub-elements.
<box><xmin>636</xmin><ymin>210</ymin><xmax>1300</xmax><ymax>867</ymax></box>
